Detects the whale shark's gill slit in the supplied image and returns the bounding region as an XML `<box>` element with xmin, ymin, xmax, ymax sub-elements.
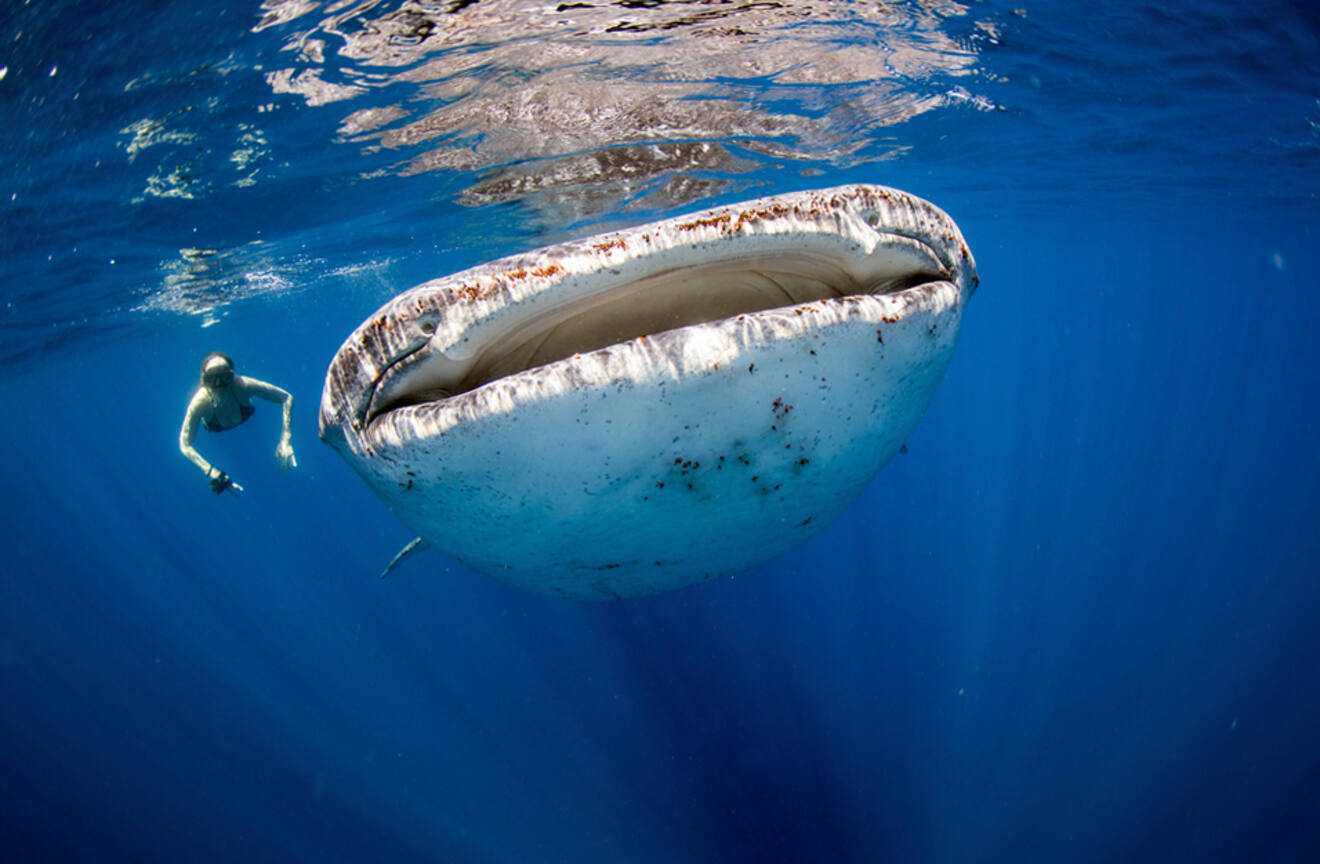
<box><xmin>369</xmin><ymin>249</ymin><xmax>946</xmax><ymax>422</ymax></box>
<box><xmin>875</xmin><ymin>270</ymin><xmax>949</xmax><ymax>294</ymax></box>
<box><xmin>753</xmin><ymin>269</ymin><xmax>799</xmax><ymax>308</ymax></box>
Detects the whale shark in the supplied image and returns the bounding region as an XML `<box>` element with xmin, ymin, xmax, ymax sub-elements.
<box><xmin>320</xmin><ymin>185</ymin><xmax>977</xmax><ymax>599</ymax></box>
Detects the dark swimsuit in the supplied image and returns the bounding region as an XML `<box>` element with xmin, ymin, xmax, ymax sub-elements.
<box><xmin>203</xmin><ymin>403</ymin><xmax>254</xmax><ymax>432</ymax></box>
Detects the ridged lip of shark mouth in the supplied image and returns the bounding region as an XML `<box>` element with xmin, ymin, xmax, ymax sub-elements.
<box><xmin>319</xmin><ymin>185</ymin><xmax>977</xmax><ymax>450</ymax></box>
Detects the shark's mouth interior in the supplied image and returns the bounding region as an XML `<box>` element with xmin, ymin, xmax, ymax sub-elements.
<box><xmin>366</xmin><ymin>244</ymin><xmax>947</xmax><ymax>423</ymax></box>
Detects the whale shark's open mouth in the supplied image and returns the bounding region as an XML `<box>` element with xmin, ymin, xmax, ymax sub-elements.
<box><xmin>318</xmin><ymin>185</ymin><xmax>977</xmax><ymax>598</ymax></box>
<box><xmin>366</xmin><ymin>245</ymin><xmax>952</xmax><ymax>423</ymax></box>
<box><xmin>322</xmin><ymin>185</ymin><xmax>977</xmax><ymax>450</ymax></box>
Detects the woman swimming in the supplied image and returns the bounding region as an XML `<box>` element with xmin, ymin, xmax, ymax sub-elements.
<box><xmin>179</xmin><ymin>352</ymin><xmax>297</xmax><ymax>495</ymax></box>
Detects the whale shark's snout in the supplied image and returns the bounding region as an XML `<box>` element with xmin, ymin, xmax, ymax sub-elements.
<box><xmin>321</xmin><ymin>185</ymin><xmax>976</xmax><ymax>599</ymax></box>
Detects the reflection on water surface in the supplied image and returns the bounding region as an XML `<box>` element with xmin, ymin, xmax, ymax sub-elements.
<box><xmin>257</xmin><ymin>0</ymin><xmax>989</xmax><ymax>215</ymax></box>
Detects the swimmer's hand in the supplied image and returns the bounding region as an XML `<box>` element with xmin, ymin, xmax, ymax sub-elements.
<box><xmin>276</xmin><ymin>439</ymin><xmax>297</xmax><ymax>472</ymax></box>
<box><xmin>208</xmin><ymin>468</ymin><xmax>243</xmax><ymax>496</ymax></box>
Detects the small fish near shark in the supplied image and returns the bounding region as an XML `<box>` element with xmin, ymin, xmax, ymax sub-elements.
<box><xmin>319</xmin><ymin>185</ymin><xmax>978</xmax><ymax>599</ymax></box>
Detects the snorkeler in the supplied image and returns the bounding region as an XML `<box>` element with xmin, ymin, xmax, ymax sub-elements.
<box><xmin>179</xmin><ymin>352</ymin><xmax>297</xmax><ymax>495</ymax></box>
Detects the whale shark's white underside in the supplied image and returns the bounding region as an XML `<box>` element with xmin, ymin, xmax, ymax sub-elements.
<box><xmin>320</xmin><ymin>185</ymin><xmax>977</xmax><ymax>599</ymax></box>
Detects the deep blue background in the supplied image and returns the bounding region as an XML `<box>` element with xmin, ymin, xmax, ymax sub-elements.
<box><xmin>3</xmin><ymin>1</ymin><xmax>1319</xmax><ymax>862</ymax></box>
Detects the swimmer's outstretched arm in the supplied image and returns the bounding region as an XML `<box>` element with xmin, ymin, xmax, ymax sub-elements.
<box><xmin>243</xmin><ymin>377</ymin><xmax>297</xmax><ymax>471</ymax></box>
<box><xmin>179</xmin><ymin>392</ymin><xmax>243</xmax><ymax>495</ymax></box>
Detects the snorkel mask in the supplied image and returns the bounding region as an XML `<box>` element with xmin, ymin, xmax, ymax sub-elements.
<box><xmin>201</xmin><ymin>352</ymin><xmax>235</xmax><ymax>390</ymax></box>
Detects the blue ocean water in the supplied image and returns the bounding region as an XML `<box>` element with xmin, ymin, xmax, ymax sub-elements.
<box><xmin>3</xmin><ymin>0</ymin><xmax>1319</xmax><ymax>861</ymax></box>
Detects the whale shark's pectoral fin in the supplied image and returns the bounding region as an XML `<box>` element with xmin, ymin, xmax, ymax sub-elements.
<box><xmin>380</xmin><ymin>537</ymin><xmax>429</xmax><ymax>579</ymax></box>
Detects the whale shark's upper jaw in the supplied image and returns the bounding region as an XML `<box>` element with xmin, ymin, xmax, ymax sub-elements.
<box><xmin>320</xmin><ymin>184</ymin><xmax>977</xmax><ymax>454</ymax></box>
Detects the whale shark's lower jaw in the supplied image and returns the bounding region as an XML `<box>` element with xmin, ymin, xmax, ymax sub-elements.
<box><xmin>320</xmin><ymin>185</ymin><xmax>977</xmax><ymax>599</ymax></box>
